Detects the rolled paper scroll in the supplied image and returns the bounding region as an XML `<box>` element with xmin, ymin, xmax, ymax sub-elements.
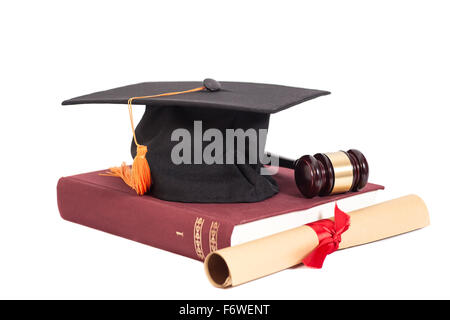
<box><xmin>204</xmin><ymin>195</ymin><xmax>430</xmax><ymax>288</ymax></box>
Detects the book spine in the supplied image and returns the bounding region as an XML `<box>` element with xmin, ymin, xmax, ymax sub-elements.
<box><xmin>57</xmin><ymin>177</ymin><xmax>234</xmax><ymax>261</ymax></box>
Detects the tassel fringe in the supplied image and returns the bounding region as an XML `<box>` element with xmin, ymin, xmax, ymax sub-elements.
<box><xmin>102</xmin><ymin>145</ymin><xmax>151</xmax><ymax>195</ymax></box>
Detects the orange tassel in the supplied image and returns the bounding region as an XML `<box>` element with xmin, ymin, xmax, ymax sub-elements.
<box><xmin>131</xmin><ymin>145</ymin><xmax>151</xmax><ymax>195</ymax></box>
<box><xmin>101</xmin><ymin>86</ymin><xmax>205</xmax><ymax>195</ymax></box>
<box><xmin>102</xmin><ymin>145</ymin><xmax>151</xmax><ymax>195</ymax></box>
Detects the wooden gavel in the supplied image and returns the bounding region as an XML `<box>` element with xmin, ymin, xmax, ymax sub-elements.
<box><xmin>268</xmin><ymin>149</ymin><xmax>369</xmax><ymax>198</ymax></box>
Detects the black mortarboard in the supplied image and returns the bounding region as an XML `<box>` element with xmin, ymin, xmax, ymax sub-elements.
<box><xmin>62</xmin><ymin>79</ymin><xmax>329</xmax><ymax>203</ymax></box>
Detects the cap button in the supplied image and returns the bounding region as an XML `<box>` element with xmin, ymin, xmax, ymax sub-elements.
<box><xmin>203</xmin><ymin>78</ymin><xmax>221</xmax><ymax>92</ymax></box>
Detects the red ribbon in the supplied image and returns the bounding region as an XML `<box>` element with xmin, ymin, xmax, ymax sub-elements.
<box><xmin>302</xmin><ymin>204</ymin><xmax>351</xmax><ymax>269</ymax></box>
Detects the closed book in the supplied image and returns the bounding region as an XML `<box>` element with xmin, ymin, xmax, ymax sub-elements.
<box><xmin>57</xmin><ymin>167</ymin><xmax>383</xmax><ymax>261</ymax></box>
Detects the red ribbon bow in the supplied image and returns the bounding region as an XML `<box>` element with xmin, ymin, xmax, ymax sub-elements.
<box><xmin>302</xmin><ymin>204</ymin><xmax>351</xmax><ymax>269</ymax></box>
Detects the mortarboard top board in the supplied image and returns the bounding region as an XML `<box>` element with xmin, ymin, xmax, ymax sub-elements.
<box><xmin>62</xmin><ymin>80</ymin><xmax>329</xmax><ymax>114</ymax></box>
<box><xmin>62</xmin><ymin>79</ymin><xmax>330</xmax><ymax>203</ymax></box>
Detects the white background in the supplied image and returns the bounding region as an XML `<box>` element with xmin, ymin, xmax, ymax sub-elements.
<box><xmin>1</xmin><ymin>0</ymin><xmax>449</xmax><ymax>299</ymax></box>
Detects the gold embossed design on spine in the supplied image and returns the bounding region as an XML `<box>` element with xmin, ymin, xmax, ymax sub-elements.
<box><xmin>209</xmin><ymin>222</ymin><xmax>220</xmax><ymax>253</ymax></box>
<box><xmin>194</xmin><ymin>217</ymin><xmax>205</xmax><ymax>260</ymax></box>
<box><xmin>325</xmin><ymin>151</ymin><xmax>353</xmax><ymax>194</ymax></box>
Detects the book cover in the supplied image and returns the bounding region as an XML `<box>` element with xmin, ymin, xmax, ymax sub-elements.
<box><xmin>57</xmin><ymin>167</ymin><xmax>383</xmax><ymax>261</ymax></box>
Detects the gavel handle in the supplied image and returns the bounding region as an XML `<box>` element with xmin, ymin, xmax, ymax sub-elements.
<box><xmin>265</xmin><ymin>152</ymin><xmax>296</xmax><ymax>169</ymax></box>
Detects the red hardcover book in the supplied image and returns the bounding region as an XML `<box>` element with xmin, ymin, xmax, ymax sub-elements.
<box><xmin>57</xmin><ymin>167</ymin><xmax>383</xmax><ymax>261</ymax></box>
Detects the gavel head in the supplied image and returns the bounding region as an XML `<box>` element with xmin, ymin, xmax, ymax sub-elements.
<box><xmin>293</xmin><ymin>149</ymin><xmax>369</xmax><ymax>198</ymax></box>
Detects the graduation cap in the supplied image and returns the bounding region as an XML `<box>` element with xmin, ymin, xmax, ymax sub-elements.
<box><xmin>62</xmin><ymin>79</ymin><xmax>330</xmax><ymax>203</ymax></box>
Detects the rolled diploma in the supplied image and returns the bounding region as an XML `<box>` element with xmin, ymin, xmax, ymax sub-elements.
<box><xmin>204</xmin><ymin>195</ymin><xmax>430</xmax><ymax>288</ymax></box>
